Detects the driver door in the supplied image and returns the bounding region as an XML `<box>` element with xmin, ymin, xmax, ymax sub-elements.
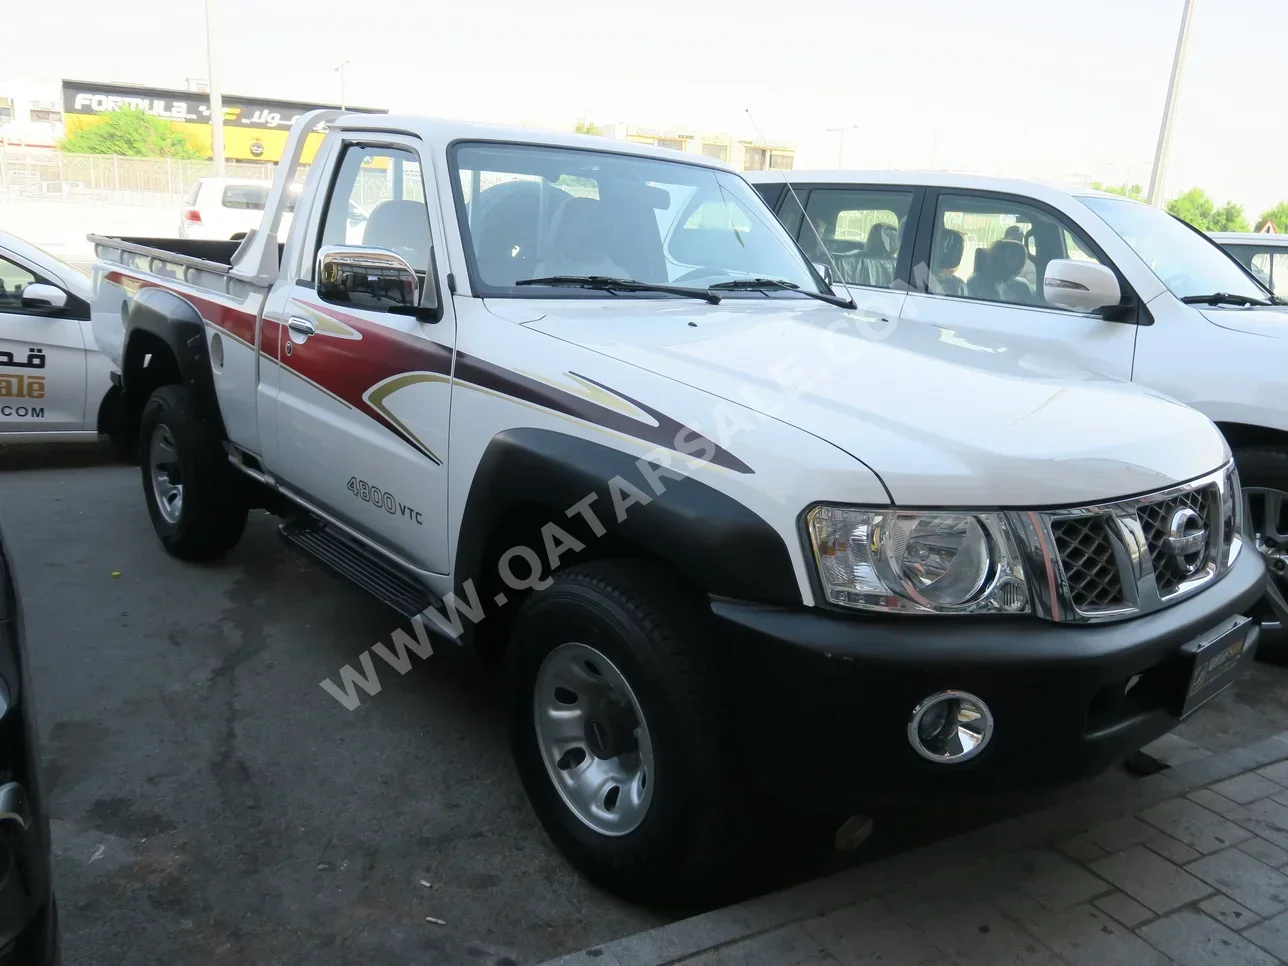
<box><xmin>0</xmin><ymin>252</ymin><xmax>89</xmax><ymax>437</ymax></box>
<box><xmin>265</xmin><ymin>137</ymin><xmax>457</xmax><ymax>574</ymax></box>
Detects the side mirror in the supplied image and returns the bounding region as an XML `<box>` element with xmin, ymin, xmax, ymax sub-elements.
<box><xmin>20</xmin><ymin>282</ymin><xmax>68</xmax><ymax>312</ymax></box>
<box><xmin>1043</xmin><ymin>259</ymin><xmax>1122</xmax><ymax>312</ymax></box>
<box><xmin>317</xmin><ymin>245</ymin><xmax>441</xmax><ymax>322</ymax></box>
<box><xmin>812</xmin><ymin>261</ymin><xmax>834</xmax><ymax>287</ymax></box>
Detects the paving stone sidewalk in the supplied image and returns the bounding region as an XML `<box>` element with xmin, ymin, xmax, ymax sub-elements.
<box><xmin>543</xmin><ymin>732</ymin><xmax>1288</xmax><ymax>966</ymax></box>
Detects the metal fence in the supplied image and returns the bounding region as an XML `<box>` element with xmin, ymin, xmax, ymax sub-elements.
<box><xmin>0</xmin><ymin>148</ymin><xmax>284</xmax><ymax>206</ymax></box>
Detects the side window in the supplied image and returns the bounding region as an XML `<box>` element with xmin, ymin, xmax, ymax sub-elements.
<box><xmin>1273</xmin><ymin>254</ymin><xmax>1288</xmax><ymax>295</ymax></box>
<box><xmin>797</xmin><ymin>188</ymin><xmax>914</xmax><ymax>290</ymax></box>
<box><xmin>0</xmin><ymin>256</ymin><xmax>38</xmax><ymax>312</ymax></box>
<box><xmin>1250</xmin><ymin>252</ymin><xmax>1273</xmax><ymax>290</ymax></box>
<box><xmin>931</xmin><ymin>194</ymin><xmax>1105</xmax><ymax>310</ymax></box>
<box><xmin>320</xmin><ymin>144</ymin><xmax>431</xmax><ymax>274</ymax></box>
<box><xmin>222</xmin><ymin>184</ymin><xmax>268</xmax><ymax>210</ymax></box>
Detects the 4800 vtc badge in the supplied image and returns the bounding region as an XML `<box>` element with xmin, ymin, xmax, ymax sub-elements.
<box><xmin>346</xmin><ymin>477</ymin><xmax>423</xmax><ymax>525</ymax></box>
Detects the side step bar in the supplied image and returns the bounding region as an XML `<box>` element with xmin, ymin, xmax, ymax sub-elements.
<box><xmin>279</xmin><ymin>517</ymin><xmax>440</xmax><ymax>621</ymax></box>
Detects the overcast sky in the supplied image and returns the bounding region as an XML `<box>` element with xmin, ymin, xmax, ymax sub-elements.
<box><xmin>3</xmin><ymin>0</ymin><xmax>1283</xmax><ymax>215</ymax></box>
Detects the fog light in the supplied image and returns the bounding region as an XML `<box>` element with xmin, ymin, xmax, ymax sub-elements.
<box><xmin>908</xmin><ymin>691</ymin><xmax>993</xmax><ymax>763</ymax></box>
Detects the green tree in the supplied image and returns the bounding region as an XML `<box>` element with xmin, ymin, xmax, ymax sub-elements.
<box><xmin>1166</xmin><ymin>187</ymin><xmax>1216</xmax><ymax>229</ymax></box>
<box><xmin>1166</xmin><ymin>188</ymin><xmax>1252</xmax><ymax>232</ymax></box>
<box><xmin>573</xmin><ymin>120</ymin><xmax>602</xmax><ymax>136</ymax></box>
<box><xmin>1090</xmin><ymin>181</ymin><xmax>1145</xmax><ymax>201</ymax></box>
<box><xmin>59</xmin><ymin>107</ymin><xmax>203</xmax><ymax>159</ymax></box>
<box><xmin>1258</xmin><ymin>202</ymin><xmax>1288</xmax><ymax>233</ymax></box>
<box><xmin>1210</xmin><ymin>201</ymin><xmax>1251</xmax><ymax>233</ymax></box>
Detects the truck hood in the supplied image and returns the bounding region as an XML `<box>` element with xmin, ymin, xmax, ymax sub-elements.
<box><xmin>1199</xmin><ymin>306</ymin><xmax>1288</xmax><ymax>339</ymax></box>
<box><xmin>506</xmin><ymin>298</ymin><xmax>1229</xmax><ymax>507</ymax></box>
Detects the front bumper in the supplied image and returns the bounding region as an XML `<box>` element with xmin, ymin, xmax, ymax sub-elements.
<box><xmin>715</xmin><ymin>545</ymin><xmax>1267</xmax><ymax>809</ymax></box>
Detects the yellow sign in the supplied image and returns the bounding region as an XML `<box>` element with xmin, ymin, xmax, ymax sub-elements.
<box><xmin>0</xmin><ymin>374</ymin><xmax>45</xmax><ymax>398</ymax></box>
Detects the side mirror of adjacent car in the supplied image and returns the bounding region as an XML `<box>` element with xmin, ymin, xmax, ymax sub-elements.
<box><xmin>317</xmin><ymin>245</ymin><xmax>442</xmax><ymax>322</ymax></box>
<box><xmin>19</xmin><ymin>283</ymin><xmax>68</xmax><ymax>312</ymax></box>
<box><xmin>812</xmin><ymin>261</ymin><xmax>835</xmax><ymax>287</ymax></box>
<box><xmin>1043</xmin><ymin>259</ymin><xmax>1122</xmax><ymax>312</ymax></box>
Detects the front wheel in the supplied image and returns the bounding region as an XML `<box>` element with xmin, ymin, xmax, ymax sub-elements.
<box><xmin>1235</xmin><ymin>446</ymin><xmax>1288</xmax><ymax>656</ymax></box>
<box><xmin>140</xmin><ymin>385</ymin><xmax>248</xmax><ymax>560</ymax></box>
<box><xmin>505</xmin><ymin>560</ymin><xmax>744</xmax><ymax>904</ymax></box>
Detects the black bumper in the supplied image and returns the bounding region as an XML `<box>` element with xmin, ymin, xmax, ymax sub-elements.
<box><xmin>715</xmin><ymin>546</ymin><xmax>1268</xmax><ymax>809</ymax></box>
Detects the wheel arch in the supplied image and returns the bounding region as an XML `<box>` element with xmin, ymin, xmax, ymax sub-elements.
<box><xmin>453</xmin><ymin>429</ymin><xmax>802</xmax><ymax>659</ymax></box>
<box><xmin>121</xmin><ymin>287</ymin><xmax>227</xmax><ymax>440</ymax></box>
<box><xmin>1217</xmin><ymin>422</ymin><xmax>1288</xmax><ymax>454</ymax></box>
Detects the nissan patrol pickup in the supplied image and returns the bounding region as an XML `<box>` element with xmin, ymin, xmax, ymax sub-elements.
<box><xmin>90</xmin><ymin>110</ymin><xmax>1267</xmax><ymax>901</ymax></box>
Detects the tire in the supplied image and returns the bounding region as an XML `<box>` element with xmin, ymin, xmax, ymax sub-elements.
<box><xmin>505</xmin><ymin>559</ymin><xmax>744</xmax><ymax>904</ymax></box>
<box><xmin>139</xmin><ymin>385</ymin><xmax>248</xmax><ymax>560</ymax></box>
<box><xmin>1233</xmin><ymin>445</ymin><xmax>1288</xmax><ymax>659</ymax></box>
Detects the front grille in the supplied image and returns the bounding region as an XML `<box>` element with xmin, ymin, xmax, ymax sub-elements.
<box><xmin>1136</xmin><ymin>486</ymin><xmax>1214</xmax><ymax>596</ymax></box>
<box><xmin>1051</xmin><ymin>515</ymin><xmax>1125</xmax><ymax>611</ymax></box>
<box><xmin>1037</xmin><ymin>464</ymin><xmax>1236</xmax><ymax>623</ymax></box>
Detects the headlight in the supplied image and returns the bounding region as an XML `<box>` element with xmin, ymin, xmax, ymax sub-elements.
<box><xmin>806</xmin><ymin>506</ymin><xmax>1030</xmax><ymax>615</ymax></box>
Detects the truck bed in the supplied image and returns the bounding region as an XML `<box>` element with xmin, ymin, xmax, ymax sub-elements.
<box><xmin>93</xmin><ymin>236</ymin><xmax>246</xmax><ymax>265</ymax></box>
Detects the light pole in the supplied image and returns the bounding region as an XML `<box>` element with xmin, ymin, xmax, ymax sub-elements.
<box><xmin>826</xmin><ymin>125</ymin><xmax>859</xmax><ymax>167</ymax></box>
<box><xmin>203</xmin><ymin>0</ymin><xmax>225</xmax><ymax>175</ymax></box>
<box><xmin>1148</xmin><ymin>0</ymin><xmax>1197</xmax><ymax>208</ymax></box>
<box><xmin>335</xmin><ymin>60</ymin><xmax>351</xmax><ymax>111</ymax></box>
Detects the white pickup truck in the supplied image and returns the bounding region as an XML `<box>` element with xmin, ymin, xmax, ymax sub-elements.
<box><xmin>91</xmin><ymin>111</ymin><xmax>1265</xmax><ymax>901</ymax></box>
<box><xmin>749</xmin><ymin>170</ymin><xmax>1288</xmax><ymax>645</ymax></box>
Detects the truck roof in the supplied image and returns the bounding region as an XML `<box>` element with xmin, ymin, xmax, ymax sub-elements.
<box><xmin>330</xmin><ymin>112</ymin><xmax>736</xmax><ymax>172</ymax></box>
<box><xmin>743</xmin><ymin>169</ymin><xmax>1140</xmax><ymax>209</ymax></box>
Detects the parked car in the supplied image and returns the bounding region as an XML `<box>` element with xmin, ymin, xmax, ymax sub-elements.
<box><xmin>748</xmin><ymin>170</ymin><xmax>1288</xmax><ymax>645</ymax></box>
<box><xmin>1210</xmin><ymin>231</ymin><xmax>1288</xmax><ymax>296</ymax></box>
<box><xmin>179</xmin><ymin>177</ymin><xmax>298</xmax><ymax>241</ymax></box>
<box><xmin>92</xmin><ymin>111</ymin><xmax>1265</xmax><ymax>901</ymax></box>
<box><xmin>178</xmin><ymin>178</ymin><xmax>367</xmax><ymax>242</ymax></box>
<box><xmin>0</xmin><ymin>522</ymin><xmax>59</xmax><ymax>963</ymax></box>
<box><xmin>0</xmin><ymin>231</ymin><xmax>122</xmax><ymax>447</ymax></box>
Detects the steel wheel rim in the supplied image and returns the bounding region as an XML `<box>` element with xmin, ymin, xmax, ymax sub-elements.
<box><xmin>1244</xmin><ymin>485</ymin><xmax>1288</xmax><ymax>632</ymax></box>
<box><xmin>150</xmin><ymin>424</ymin><xmax>183</xmax><ymax>525</ymax></box>
<box><xmin>533</xmin><ymin>642</ymin><xmax>654</xmax><ymax>837</ymax></box>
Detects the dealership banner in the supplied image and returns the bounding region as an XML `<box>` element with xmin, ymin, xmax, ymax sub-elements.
<box><xmin>60</xmin><ymin>79</ymin><xmax>385</xmax><ymax>162</ymax></box>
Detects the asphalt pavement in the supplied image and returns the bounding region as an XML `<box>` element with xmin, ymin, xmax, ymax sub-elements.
<box><xmin>3</xmin><ymin>447</ymin><xmax>1288</xmax><ymax>964</ymax></box>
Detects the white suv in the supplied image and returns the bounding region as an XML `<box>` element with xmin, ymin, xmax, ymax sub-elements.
<box><xmin>748</xmin><ymin>171</ymin><xmax>1288</xmax><ymax>639</ymax></box>
<box><xmin>178</xmin><ymin>177</ymin><xmax>300</xmax><ymax>241</ymax></box>
<box><xmin>1211</xmin><ymin>231</ymin><xmax>1288</xmax><ymax>296</ymax></box>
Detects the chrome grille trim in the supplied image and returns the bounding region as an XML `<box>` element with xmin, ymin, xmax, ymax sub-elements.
<box><xmin>1013</xmin><ymin>462</ymin><xmax>1242</xmax><ymax>624</ymax></box>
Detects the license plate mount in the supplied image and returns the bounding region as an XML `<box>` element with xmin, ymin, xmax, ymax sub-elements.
<box><xmin>1179</xmin><ymin>615</ymin><xmax>1256</xmax><ymax>719</ymax></box>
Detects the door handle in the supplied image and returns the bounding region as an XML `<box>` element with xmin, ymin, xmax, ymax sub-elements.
<box><xmin>287</xmin><ymin>317</ymin><xmax>316</xmax><ymax>337</ymax></box>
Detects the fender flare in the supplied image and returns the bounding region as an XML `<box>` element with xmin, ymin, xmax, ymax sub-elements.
<box><xmin>122</xmin><ymin>286</ymin><xmax>227</xmax><ymax>437</ymax></box>
<box><xmin>453</xmin><ymin>428</ymin><xmax>802</xmax><ymax>606</ymax></box>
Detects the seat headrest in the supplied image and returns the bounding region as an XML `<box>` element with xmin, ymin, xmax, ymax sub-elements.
<box><xmin>933</xmin><ymin>229</ymin><xmax>965</xmax><ymax>272</ymax></box>
<box><xmin>865</xmin><ymin>223</ymin><xmax>897</xmax><ymax>259</ymax></box>
<box><xmin>363</xmin><ymin>200</ymin><xmax>431</xmax><ymax>266</ymax></box>
<box><xmin>550</xmin><ymin>197</ymin><xmax>612</xmax><ymax>249</ymax></box>
<box><xmin>989</xmin><ymin>239</ymin><xmax>1027</xmax><ymax>280</ymax></box>
<box><xmin>973</xmin><ymin>247</ymin><xmax>989</xmax><ymax>275</ymax></box>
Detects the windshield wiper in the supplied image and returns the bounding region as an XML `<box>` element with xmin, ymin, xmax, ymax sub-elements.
<box><xmin>708</xmin><ymin>277</ymin><xmax>857</xmax><ymax>309</ymax></box>
<box><xmin>1180</xmin><ymin>292</ymin><xmax>1273</xmax><ymax>307</ymax></box>
<box><xmin>515</xmin><ymin>275</ymin><xmax>721</xmax><ymax>304</ymax></box>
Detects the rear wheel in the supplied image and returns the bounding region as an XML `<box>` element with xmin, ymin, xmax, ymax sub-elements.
<box><xmin>140</xmin><ymin>385</ymin><xmax>247</xmax><ymax>560</ymax></box>
<box><xmin>1234</xmin><ymin>446</ymin><xmax>1288</xmax><ymax>657</ymax></box>
<box><xmin>505</xmin><ymin>560</ymin><xmax>745</xmax><ymax>904</ymax></box>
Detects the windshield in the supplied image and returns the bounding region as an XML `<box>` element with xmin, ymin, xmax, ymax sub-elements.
<box><xmin>1081</xmin><ymin>196</ymin><xmax>1267</xmax><ymax>302</ymax></box>
<box><xmin>451</xmin><ymin>142</ymin><xmax>822</xmax><ymax>298</ymax></box>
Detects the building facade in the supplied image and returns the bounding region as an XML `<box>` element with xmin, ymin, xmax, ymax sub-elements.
<box><xmin>594</xmin><ymin>122</ymin><xmax>794</xmax><ymax>171</ymax></box>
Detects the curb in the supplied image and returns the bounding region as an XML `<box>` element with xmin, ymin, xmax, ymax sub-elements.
<box><xmin>539</xmin><ymin>730</ymin><xmax>1288</xmax><ymax>966</ymax></box>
